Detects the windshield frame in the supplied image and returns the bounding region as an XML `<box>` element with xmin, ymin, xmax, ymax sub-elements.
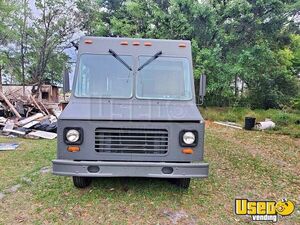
<box><xmin>74</xmin><ymin>53</ymin><xmax>135</xmax><ymax>99</ymax></box>
<box><xmin>73</xmin><ymin>54</ymin><xmax>194</xmax><ymax>101</ymax></box>
<box><xmin>135</xmin><ymin>55</ymin><xmax>193</xmax><ymax>101</ymax></box>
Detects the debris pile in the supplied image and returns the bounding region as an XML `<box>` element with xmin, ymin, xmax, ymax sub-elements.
<box><xmin>0</xmin><ymin>92</ymin><xmax>61</xmax><ymax>139</ymax></box>
<box><xmin>213</xmin><ymin>121</ymin><xmax>243</xmax><ymax>129</ymax></box>
<box><xmin>213</xmin><ymin>118</ymin><xmax>276</xmax><ymax>131</ymax></box>
<box><xmin>255</xmin><ymin>119</ymin><xmax>276</xmax><ymax>130</ymax></box>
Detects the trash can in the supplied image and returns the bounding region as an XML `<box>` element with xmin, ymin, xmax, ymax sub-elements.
<box><xmin>244</xmin><ymin>117</ymin><xmax>256</xmax><ymax>130</ymax></box>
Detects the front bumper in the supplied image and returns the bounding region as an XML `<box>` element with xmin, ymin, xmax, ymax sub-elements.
<box><xmin>52</xmin><ymin>160</ymin><xmax>209</xmax><ymax>178</ymax></box>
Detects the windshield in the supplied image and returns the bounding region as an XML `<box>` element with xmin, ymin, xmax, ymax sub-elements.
<box><xmin>75</xmin><ymin>54</ymin><xmax>133</xmax><ymax>98</ymax></box>
<box><xmin>136</xmin><ymin>56</ymin><xmax>192</xmax><ymax>100</ymax></box>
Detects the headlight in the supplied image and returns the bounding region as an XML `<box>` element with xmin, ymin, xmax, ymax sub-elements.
<box><xmin>183</xmin><ymin>132</ymin><xmax>195</xmax><ymax>145</ymax></box>
<box><xmin>66</xmin><ymin>129</ymin><xmax>80</xmax><ymax>143</ymax></box>
<box><xmin>179</xmin><ymin>130</ymin><xmax>198</xmax><ymax>147</ymax></box>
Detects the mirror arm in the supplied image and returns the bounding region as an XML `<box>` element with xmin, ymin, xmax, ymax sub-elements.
<box><xmin>199</xmin><ymin>96</ymin><xmax>204</xmax><ymax>105</ymax></box>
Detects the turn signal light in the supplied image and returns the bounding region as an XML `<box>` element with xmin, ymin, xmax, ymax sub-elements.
<box><xmin>144</xmin><ymin>42</ymin><xmax>152</xmax><ymax>46</ymax></box>
<box><xmin>178</xmin><ymin>43</ymin><xmax>186</xmax><ymax>48</ymax></box>
<box><xmin>182</xmin><ymin>148</ymin><xmax>193</xmax><ymax>154</ymax></box>
<box><xmin>67</xmin><ymin>146</ymin><xmax>80</xmax><ymax>152</ymax></box>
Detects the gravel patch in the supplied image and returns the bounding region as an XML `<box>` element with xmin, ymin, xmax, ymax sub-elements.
<box><xmin>0</xmin><ymin>192</ymin><xmax>5</xmax><ymax>200</ymax></box>
<box><xmin>6</xmin><ymin>184</ymin><xmax>21</xmax><ymax>193</ymax></box>
<box><xmin>163</xmin><ymin>209</ymin><xmax>192</xmax><ymax>224</ymax></box>
<box><xmin>21</xmin><ymin>177</ymin><xmax>33</xmax><ymax>185</ymax></box>
<box><xmin>40</xmin><ymin>167</ymin><xmax>51</xmax><ymax>174</ymax></box>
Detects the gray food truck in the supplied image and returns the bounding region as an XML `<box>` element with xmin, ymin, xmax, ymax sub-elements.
<box><xmin>52</xmin><ymin>37</ymin><xmax>209</xmax><ymax>189</ymax></box>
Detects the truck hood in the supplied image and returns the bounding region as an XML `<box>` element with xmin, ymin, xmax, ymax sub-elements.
<box><xmin>59</xmin><ymin>99</ymin><xmax>203</xmax><ymax>121</ymax></box>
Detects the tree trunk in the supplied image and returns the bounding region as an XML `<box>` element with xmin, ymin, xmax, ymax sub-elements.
<box><xmin>21</xmin><ymin>42</ymin><xmax>25</xmax><ymax>96</ymax></box>
<box><xmin>0</xmin><ymin>66</ymin><xmax>3</xmax><ymax>92</ymax></box>
<box><xmin>234</xmin><ymin>75</ymin><xmax>238</xmax><ymax>96</ymax></box>
<box><xmin>241</xmin><ymin>80</ymin><xmax>244</xmax><ymax>95</ymax></box>
<box><xmin>21</xmin><ymin>0</ymin><xmax>29</xmax><ymax>96</ymax></box>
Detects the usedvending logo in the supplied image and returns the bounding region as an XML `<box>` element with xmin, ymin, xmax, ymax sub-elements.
<box><xmin>235</xmin><ymin>198</ymin><xmax>295</xmax><ymax>222</ymax></box>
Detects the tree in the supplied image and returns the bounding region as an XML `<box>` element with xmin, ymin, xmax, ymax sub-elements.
<box><xmin>27</xmin><ymin>0</ymin><xmax>79</xmax><ymax>86</ymax></box>
<box><xmin>0</xmin><ymin>0</ymin><xmax>16</xmax><ymax>45</ymax></box>
<box><xmin>1</xmin><ymin>0</ymin><xmax>298</xmax><ymax>108</ymax></box>
<box><xmin>76</xmin><ymin>0</ymin><xmax>108</xmax><ymax>36</ymax></box>
<box><xmin>0</xmin><ymin>0</ymin><xmax>17</xmax><ymax>89</ymax></box>
<box><xmin>12</xmin><ymin>0</ymin><xmax>31</xmax><ymax>94</ymax></box>
<box><xmin>1</xmin><ymin>0</ymin><xmax>79</xmax><ymax>92</ymax></box>
<box><xmin>76</xmin><ymin>0</ymin><xmax>299</xmax><ymax>108</ymax></box>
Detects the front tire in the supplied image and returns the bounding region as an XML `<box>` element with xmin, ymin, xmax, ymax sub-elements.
<box><xmin>72</xmin><ymin>176</ymin><xmax>92</xmax><ymax>188</ymax></box>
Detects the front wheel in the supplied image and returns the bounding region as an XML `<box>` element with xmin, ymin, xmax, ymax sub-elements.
<box><xmin>170</xmin><ymin>178</ymin><xmax>191</xmax><ymax>189</ymax></box>
<box><xmin>72</xmin><ymin>176</ymin><xmax>92</xmax><ymax>188</ymax></box>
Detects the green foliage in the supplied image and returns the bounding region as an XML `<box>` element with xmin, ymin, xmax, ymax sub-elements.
<box><xmin>237</xmin><ymin>42</ymin><xmax>299</xmax><ymax>109</ymax></box>
<box><xmin>26</xmin><ymin>0</ymin><xmax>76</xmax><ymax>84</ymax></box>
<box><xmin>0</xmin><ymin>0</ymin><xmax>16</xmax><ymax>45</ymax></box>
<box><xmin>195</xmin><ymin>45</ymin><xmax>236</xmax><ymax>106</ymax></box>
<box><xmin>0</xmin><ymin>0</ymin><xmax>76</xmax><ymax>85</ymax></box>
<box><xmin>291</xmin><ymin>96</ymin><xmax>300</xmax><ymax>110</ymax></box>
<box><xmin>76</xmin><ymin>0</ymin><xmax>300</xmax><ymax>109</ymax></box>
<box><xmin>1</xmin><ymin>0</ymin><xmax>299</xmax><ymax>108</ymax></box>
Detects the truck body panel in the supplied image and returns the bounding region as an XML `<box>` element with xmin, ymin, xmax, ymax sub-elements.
<box><xmin>53</xmin><ymin>37</ymin><xmax>209</xmax><ymax>184</ymax></box>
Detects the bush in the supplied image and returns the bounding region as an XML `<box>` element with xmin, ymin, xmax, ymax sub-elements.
<box><xmin>291</xmin><ymin>96</ymin><xmax>300</xmax><ymax>110</ymax></box>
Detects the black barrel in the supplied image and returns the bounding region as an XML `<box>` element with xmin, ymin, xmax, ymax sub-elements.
<box><xmin>244</xmin><ymin>117</ymin><xmax>256</xmax><ymax>130</ymax></box>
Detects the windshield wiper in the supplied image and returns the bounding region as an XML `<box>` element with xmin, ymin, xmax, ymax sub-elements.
<box><xmin>108</xmin><ymin>49</ymin><xmax>132</xmax><ymax>71</ymax></box>
<box><xmin>138</xmin><ymin>51</ymin><xmax>162</xmax><ymax>71</ymax></box>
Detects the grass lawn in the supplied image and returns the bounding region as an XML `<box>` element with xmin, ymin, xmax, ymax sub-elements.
<box><xmin>201</xmin><ymin>107</ymin><xmax>300</xmax><ymax>138</ymax></box>
<box><xmin>0</xmin><ymin>122</ymin><xmax>299</xmax><ymax>224</ymax></box>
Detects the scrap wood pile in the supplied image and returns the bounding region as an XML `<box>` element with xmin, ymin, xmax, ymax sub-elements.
<box><xmin>0</xmin><ymin>91</ymin><xmax>60</xmax><ymax>140</ymax></box>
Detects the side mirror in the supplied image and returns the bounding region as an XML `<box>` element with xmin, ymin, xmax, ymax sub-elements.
<box><xmin>198</xmin><ymin>74</ymin><xmax>206</xmax><ymax>105</ymax></box>
<box><xmin>199</xmin><ymin>74</ymin><xmax>206</xmax><ymax>97</ymax></box>
<box><xmin>63</xmin><ymin>69</ymin><xmax>70</xmax><ymax>93</ymax></box>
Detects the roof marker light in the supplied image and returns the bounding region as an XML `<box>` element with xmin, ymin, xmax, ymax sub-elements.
<box><xmin>120</xmin><ymin>41</ymin><xmax>128</xmax><ymax>45</ymax></box>
<box><xmin>84</xmin><ymin>39</ymin><xmax>93</xmax><ymax>44</ymax></box>
<box><xmin>179</xmin><ymin>43</ymin><xmax>186</xmax><ymax>48</ymax></box>
<box><xmin>132</xmin><ymin>41</ymin><xmax>140</xmax><ymax>46</ymax></box>
<box><xmin>144</xmin><ymin>42</ymin><xmax>152</xmax><ymax>46</ymax></box>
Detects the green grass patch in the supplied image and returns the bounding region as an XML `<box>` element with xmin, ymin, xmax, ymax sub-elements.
<box><xmin>0</xmin><ymin>137</ymin><xmax>56</xmax><ymax>190</ymax></box>
<box><xmin>201</xmin><ymin>107</ymin><xmax>300</xmax><ymax>137</ymax></box>
<box><xmin>0</xmin><ymin>125</ymin><xmax>299</xmax><ymax>224</ymax></box>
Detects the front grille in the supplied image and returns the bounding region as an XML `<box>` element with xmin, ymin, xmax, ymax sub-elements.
<box><xmin>95</xmin><ymin>128</ymin><xmax>168</xmax><ymax>154</ymax></box>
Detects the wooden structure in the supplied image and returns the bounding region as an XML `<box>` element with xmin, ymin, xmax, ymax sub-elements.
<box><xmin>2</xmin><ymin>84</ymin><xmax>60</xmax><ymax>103</ymax></box>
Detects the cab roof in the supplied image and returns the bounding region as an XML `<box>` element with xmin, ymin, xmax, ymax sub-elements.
<box><xmin>78</xmin><ymin>36</ymin><xmax>192</xmax><ymax>58</ymax></box>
